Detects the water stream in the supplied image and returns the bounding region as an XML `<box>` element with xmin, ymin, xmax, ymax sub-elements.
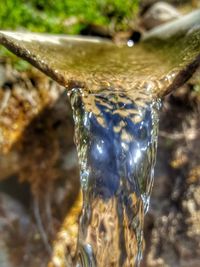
<box><xmin>0</xmin><ymin>22</ymin><xmax>199</xmax><ymax>267</ymax></box>
<box><xmin>69</xmin><ymin>87</ymin><xmax>160</xmax><ymax>267</ymax></box>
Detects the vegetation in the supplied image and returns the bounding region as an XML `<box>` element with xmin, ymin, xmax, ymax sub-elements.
<box><xmin>0</xmin><ymin>0</ymin><xmax>139</xmax><ymax>34</ymax></box>
<box><xmin>0</xmin><ymin>0</ymin><xmax>139</xmax><ymax>67</ymax></box>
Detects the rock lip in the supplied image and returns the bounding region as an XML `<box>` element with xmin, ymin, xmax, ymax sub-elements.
<box><xmin>141</xmin><ymin>1</ymin><xmax>181</xmax><ymax>30</ymax></box>
<box><xmin>142</xmin><ymin>9</ymin><xmax>200</xmax><ymax>40</ymax></box>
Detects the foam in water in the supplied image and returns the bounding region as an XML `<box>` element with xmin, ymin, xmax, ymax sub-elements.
<box><xmin>69</xmin><ymin>87</ymin><xmax>160</xmax><ymax>267</ymax></box>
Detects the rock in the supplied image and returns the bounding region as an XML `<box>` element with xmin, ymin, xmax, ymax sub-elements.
<box><xmin>142</xmin><ymin>9</ymin><xmax>200</xmax><ymax>40</ymax></box>
<box><xmin>140</xmin><ymin>1</ymin><xmax>181</xmax><ymax>30</ymax></box>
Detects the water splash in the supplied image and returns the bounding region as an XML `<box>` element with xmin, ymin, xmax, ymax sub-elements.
<box><xmin>69</xmin><ymin>87</ymin><xmax>160</xmax><ymax>267</ymax></box>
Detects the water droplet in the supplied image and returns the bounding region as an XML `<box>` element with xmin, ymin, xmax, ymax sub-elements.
<box><xmin>127</xmin><ymin>39</ymin><xmax>134</xmax><ymax>47</ymax></box>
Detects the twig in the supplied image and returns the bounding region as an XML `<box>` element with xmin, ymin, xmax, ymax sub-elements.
<box><xmin>0</xmin><ymin>88</ymin><xmax>11</xmax><ymax>114</ymax></box>
<box><xmin>33</xmin><ymin>196</ymin><xmax>52</xmax><ymax>255</ymax></box>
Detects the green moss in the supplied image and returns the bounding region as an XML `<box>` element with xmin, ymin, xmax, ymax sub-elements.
<box><xmin>0</xmin><ymin>0</ymin><xmax>139</xmax><ymax>67</ymax></box>
<box><xmin>0</xmin><ymin>0</ymin><xmax>139</xmax><ymax>34</ymax></box>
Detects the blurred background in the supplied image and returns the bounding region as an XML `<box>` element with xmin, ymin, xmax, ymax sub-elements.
<box><xmin>0</xmin><ymin>1</ymin><xmax>199</xmax><ymax>266</ymax></box>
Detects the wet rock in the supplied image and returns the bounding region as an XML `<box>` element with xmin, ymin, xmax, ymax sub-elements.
<box><xmin>142</xmin><ymin>9</ymin><xmax>200</xmax><ymax>41</ymax></box>
<box><xmin>140</xmin><ymin>1</ymin><xmax>181</xmax><ymax>30</ymax></box>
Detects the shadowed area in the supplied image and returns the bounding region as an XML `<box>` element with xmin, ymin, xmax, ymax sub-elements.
<box><xmin>0</xmin><ymin>70</ymin><xmax>81</xmax><ymax>266</ymax></box>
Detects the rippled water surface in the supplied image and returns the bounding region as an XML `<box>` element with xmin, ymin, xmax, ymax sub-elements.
<box><xmin>69</xmin><ymin>87</ymin><xmax>160</xmax><ymax>267</ymax></box>
<box><xmin>1</xmin><ymin>29</ymin><xmax>199</xmax><ymax>98</ymax></box>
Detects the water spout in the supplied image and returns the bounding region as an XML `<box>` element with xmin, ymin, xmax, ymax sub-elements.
<box><xmin>69</xmin><ymin>88</ymin><xmax>160</xmax><ymax>266</ymax></box>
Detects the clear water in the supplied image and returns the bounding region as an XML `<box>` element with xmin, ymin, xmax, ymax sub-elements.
<box><xmin>69</xmin><ymin>87</ymin><xmax>160</xmax><ymax>267</ymax></box>
<box><xmin>0</xmin><ymin>26</ymin><xmax>199</xmax><ymax>267</ymax></box>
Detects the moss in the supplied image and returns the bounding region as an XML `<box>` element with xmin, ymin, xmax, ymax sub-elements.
<box><xmin>0</xmin><ymin>0</ymin><xmax>139</xmax><ymax>67</ymax></box>
<box><xmin>0</xmin><ymin>0</ymin><xmax>139</xmax><ymax>34</ymax></box>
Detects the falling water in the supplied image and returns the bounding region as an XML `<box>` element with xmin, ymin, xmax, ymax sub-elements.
<box><xmin>69</xmin><ymin>87</ymin><xmax>160</xmax><ymax>267</ymax></box>
<box><xmin>0</xmin><ymin>20</ymin><xmax>199</xmax><ymax>267</ymax></box>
